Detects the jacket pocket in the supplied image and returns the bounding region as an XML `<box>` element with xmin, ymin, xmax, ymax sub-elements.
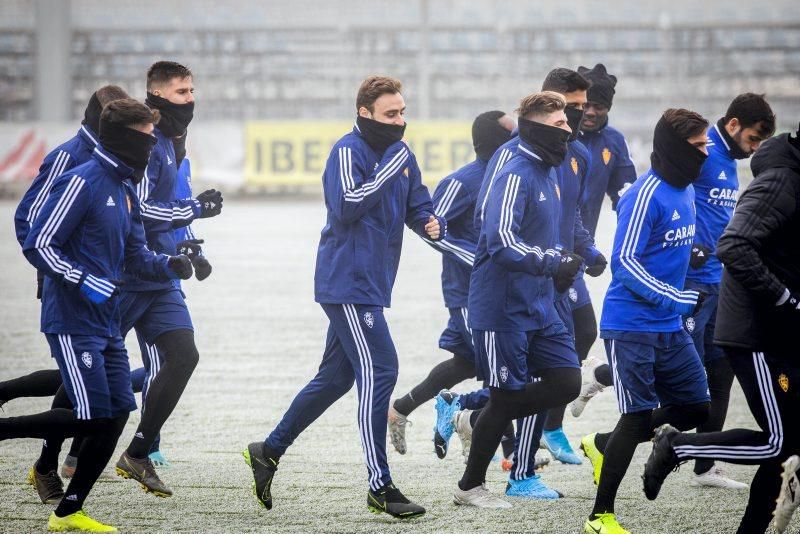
<box><xmin>354</xmin><ymin>219</ymin><xmax>388</xmax><ymax>284</ymax></box>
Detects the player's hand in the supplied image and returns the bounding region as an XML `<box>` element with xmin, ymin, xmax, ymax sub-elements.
<box><xmin>78</xmin><ymin>274</ymin><xmax>121</xmax><ymax>304</ymax></box>
<box><xmin>196</xmin><ymin>189</ymin><xmax>223</xmax><ymax>218</ymax></box>
<box><xmin>555</xmin><ymin>252</ymin><xmax>584</xmax><ymax>293</ymax></box>
<box><xmin>167</xmin><ymin>255</ymin><xmax>194</xmax><ymax>280</ymax></box>
<box><xmin>192</xmin><ymin>255</ymin><xmax>212</xmax><ymax>281</ymax></box>
<box><xmin>176</xmin><ymin>238</ymin><xmax>203</xmax><ymax>258</ymax></box>
<box><xmin>585</xmin><ymin>252</ymin><xmax>607</xmax><ymax>277</ymax></box>
<box><xmin>425</xmin><ymin>215</ymin><xmax>441</xmax><ymax>240</ymax></box>
<box><xmin>691</xmin><ymin>291</ymin><xmax>707</xmax><ymax>316</ymax></box>
<box><xmin>689</xmin><ymin>243</ymin><xmax>711</xmax><ymax>269</ymax></box>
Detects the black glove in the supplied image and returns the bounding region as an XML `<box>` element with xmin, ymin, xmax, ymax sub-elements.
<box><xmin>691</xmin><ymin>291</ymin><xmax>707</xmax><ymax>316</ymax></box>
<box><xmin>585</xmin><ymin>252</ymin><xmax>608</xmax><ymax>278</ymax></box>
<box><xmin>555</xmin><ymin>252</ymin><xmax>584</xmax><ymax>293</ymax></box>
<box><xmin>689</xmin><ymin>243</ymin><xmax>711</xmax><ymax>269</ymax></box>
<box><xmin>167</xmin><ymin>255</ymin><xmax>194</xmax><ymax>280</ymax></box>
<box><xmin>196</xmin><ymin>189</ymin><xmax>223</xmax><ymax>218</ymax></box>
<box><xmin>192</xmin><ymin>255</ymin><xmax>212</xmax><ymax>281</ymax></box>
<box><xmin>176</xmin><ymin>238</ymin><xmax>204</xmax><ymax>258</ymax></box>
<box><xmin>777</xmin><ymin>290</ymin><xmax>800</xmax><ymax>313</ymax></box>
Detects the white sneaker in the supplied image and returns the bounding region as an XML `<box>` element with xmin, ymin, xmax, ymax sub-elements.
<box><xmin>453</xmin><ymin>483</ymin><xmax>512</xmax><ymax>508</ymax></box>
<box><xmin>388</xmin><ymin>404</ymin><xmax>411</xmax><ymax>455</ymax></box>
<box><xmin>774</xmin><ymin>455</ymin><xmax>800</xmax><ymax>533</ymax></box>
<box><xmin>454</xmin><ymin>409</ymin><xmax>473</xmax><ymax>464</ymax></box>
<box><xmin>690</xmin><ymin>465</ymin><xmax>749</xmax><ymax>490</ymax></box>
<box><xmin>569</xmin><ymin>358</ymin><xmax>606</xmax><ymax>418</ymax></box>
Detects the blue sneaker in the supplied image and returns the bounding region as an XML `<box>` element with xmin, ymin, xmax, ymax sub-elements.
<box><xmin>148</xmin><ymin>450</ymin><xmax>172</xmax><ymax>469</ymax></box>
<box><xmin>433</xmin><ymin>390</ymin><xmax>461</xmax><ymax>459</ymax></box>
<box><xmin>542</xmin><ymin>427</ymin><xmax>583</xmax><ymax>465</ymax></box>
<box><xmin>505</xmin><ymin>475</ymin><xmax>561</xmax><ymax>499</ymax></box>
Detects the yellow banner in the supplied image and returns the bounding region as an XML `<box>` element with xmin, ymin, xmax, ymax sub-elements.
<box><xmin>245</xmin><ymin>121</ymin><xmax>473</xmax><ymax>186</ymax></box>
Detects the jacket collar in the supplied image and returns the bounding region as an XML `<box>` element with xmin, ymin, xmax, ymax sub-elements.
<box><xmin>91</xmin><ymin>146</ymin><xmax>133</xmax><ymax>180</ymax></box>
<box><xmin>708</xmin><ymin>122</ymin><xmax>734</xmax><ymax>160</ymax></box>
<box><xmin>78</xmin><ymin>124</ymin><xmax>99</xmax><ymax>147</ymax></box>
<box><xmin>516</xmin><ymin>140</ymin><xmax>545</xmax><ymax>165</ymax></box>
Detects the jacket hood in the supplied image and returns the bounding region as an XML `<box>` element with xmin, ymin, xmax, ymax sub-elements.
<box><xmin>750</xmin><ymin>133</ymin><xmax>800</xmax><ymax>178</ymax></box>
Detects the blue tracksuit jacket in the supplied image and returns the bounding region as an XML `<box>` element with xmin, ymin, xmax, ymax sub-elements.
<box><xmin>314</xmin><ymin>126</ymin><xmax>443</xmax><ymax>307</ymax></box>
<box><xmin>22</xmin><ymin>147</ymin><xmax>173</xmax><ymax>337</ymax></box>
<box><xmin>468</xmin><ymin>141</ymin><xmax>563</xmax><ymax>332</ymax></box>
<box><xmin>600</xmin><ymin>169</ymin><xmax>701</xmax><ymax>332</ymax></box>
<box><xmin>579</xmin><ymin>124</ymin><xmax>637</xmax><ymax>237</ymax></box>
<box><xmin>685</xmin><ymin>123</ymin><xmax>739</xmax><ymax>285</ymax></box>
<box><xmin>556</xmin><ymin>140</ymin><xmax>600</xmax><ymax>261</ymax></box>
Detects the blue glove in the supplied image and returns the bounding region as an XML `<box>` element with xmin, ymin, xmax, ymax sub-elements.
<box><xmin>78</xmin><ymin>274</ymin><xmax>120</xmax><ymax>304</ymax></box>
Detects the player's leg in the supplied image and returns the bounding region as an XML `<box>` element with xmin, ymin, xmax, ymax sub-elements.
<box><xmin>506</xmin><ymin>411</ymin><xmax>560</xmax><ymax>499</ymax></box>
<box><xmin>0</xmin><ymin>369</ymin><xmax>63</xmax><ymax>403</ymax></box>
<box><xmin>245</xmin><ymin>320</ymin><xmax>355</xmax><ymax>511</ymax></box>
<box><xmin>570</xmin><ymin>279</ymin><xmax>597</xmax><ymax>363</ymax></box>
<box><xmin>135</xmin><ymin>331</ymin><xmax>167</xmax><ymax>465</ymax></box>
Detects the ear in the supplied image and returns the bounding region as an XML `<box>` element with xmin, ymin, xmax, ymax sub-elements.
<box><xmin>358</xmin><ymin>106</ymin><xmax>372</xmax><ymax>119</ymax></box>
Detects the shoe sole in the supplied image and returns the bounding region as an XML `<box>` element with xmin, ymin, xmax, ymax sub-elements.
<box><xmin>774</xmin><ymin>456</ymin><xmax>800</xmax><ymax>532</ymax></box>
<box><xmin>242</xmin><ymin>448</ymin><xmax>273</xmax><ymax>510</ymax></box>
<box><xmin>579</xmin><ymin>442</ymin><xmax>601</xmax><ymax>486</ymax></box>
<box><xmin>367</xmin><ymin>505</ymin><xmax>425</xmax><ymax>519</ymax></box>
<box><xmin>114</xmin><ymin>467</ymin><xmax>171</xmax><ymax>497</ymax></box>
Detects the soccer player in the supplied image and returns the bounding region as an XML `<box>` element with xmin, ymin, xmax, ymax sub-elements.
<box><xmin>387</xmin><ymin>110</ymin><xmax>514</xmax><ymax>454</ymax></box>
<box><xmin>643</xmin><ymin>124</ymin><xmax>799</xmax><ymax>534</ymax></box>
<box><xmin>452</xmin><ymin>91</ymin><xmax>582</xmax><ymax>508</ymax></box>
<box><xmin>680</xmin><ymin>93</ymin><xmax>775</xmax><ymax>490</ymax></box>
<box><xmin>583</xmin><ymin>109</ymin><xmax>712</xmax><ymax>534</ymax></box>
<box><xmin>114</xmin><ymin>61</ymin><xmax>223</xmax><ymax>497</ymax></box>
<box><xmin>243</xmin><ymin>76</ymin><xmax>443</xmax><ymax>519</ymax></box>
<box><xmin>568</xmin><ymin>64</ymin><xmax>637</xmax><ymax>418</ymax></box>
<box><xmin>1</xmin><ymin>98</ymin><xmax>193</xmax><ymax>532</ymax></box>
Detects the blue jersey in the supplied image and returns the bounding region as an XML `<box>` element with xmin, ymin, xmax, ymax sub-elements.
<box><xmin>600</xmin><ymin>170</ymin><xmax>701</xmax><ymax>333</ymax></box>
<box><xmin>474</xmin><ymin>133</ymin><xmax>518</xmax><ymax>228</ymax></box>
<box><xmin>556</xmin><ymin>140</ymin><xmax>599</xmax><ymax>262</ymax></box>
<box><xmin>425</xmin><ymin>158</ymin><xmax>485</xmax><ymax>308</ymax></box>
<box><xmin>173</xmin><ymin>156</ymin><xmax>198</xmax><ymax>245</ymax></box>
<box><xmin>468</xmin><ymin>141</ymin><xmax>562</xmax><ymax>332</ymax></box>
<box><xmin>685</xmin><ymin>124</ymin><xmax>739</xmax><ymax>285</ymax></box>
<box><xmin>579</xmin><ymin>124</ymin><xmax>637</xmax><ymax>237</ymax></box>
<box><xmin>124</xmin><ymin>128</ymin><xmax>201</xmax><ymax>292</ymax></box>
<box><xmin>314</xmin><ymin>126</ymin><xmax>441</xmax><ymax>307</ymax></box>
<box><xmin>14</xmin><ymin>125</ymin><xmax>99</xmax><ymax>247</ymax></box>
<box><xmin>22</xmin><ymin>147</ymin><xmax>173</xmax><ymax>336</ymax></box>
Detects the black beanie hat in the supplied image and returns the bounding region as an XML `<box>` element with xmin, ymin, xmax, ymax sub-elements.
<box><xmin>578</xmin><ymin>63</ymin><xmax>617</xmax><ymax>109</ymax></box>
<box><xmin>472</xmin><ymin>110</ymin><xmax>512</xmax><ymax>161</ymax></box>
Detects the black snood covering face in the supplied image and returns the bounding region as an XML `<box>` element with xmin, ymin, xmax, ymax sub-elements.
<box><xmin>564</xmin><ymin>106</ymin><xmax>584</xmax><ymax>142</ymax></box>
<box><xmin>473</xmin><ymin>110</ymin><xmax>513</xmax><ymax>161</ymax></box>
<box><xmin>99</xmin><ymin>119</ymin><xmax>157</xmax><ymax>183</ymax></box>
<box><xmin>82</xmin><ymin>92</ymin><xmax>103</xmax><ymax>135</ymax></box>
<box><xmin>145</xmin><ymin>92</ymin><xmax>194</xmax><ymax>138</ymax></box>
<box><xmin>716</xmin><ymin>117</ymin><xmax>751</xmax><ymax>160</ymax></box>
<box><xmin>518</xmin><ymin>117</ymin><xmax>571</xmax><ymax>167</ymax></box>
<box><xmin>650</xmin><ymin>117</ymin><xmax>708</xmax><ymax>189</ymax></box>
<box><xmin>356</xmin><ymin>115</ymin><xmax>406</xmax><ymax>156</ymax></box>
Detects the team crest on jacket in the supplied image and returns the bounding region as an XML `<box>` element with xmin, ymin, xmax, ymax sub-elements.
<box><xmin>779</xmin><ymin>374</ymin><xmax>789</xmax><ymax>393</ymax></box>
<box><xmin>602</xmin><ymin>148</ymin><xmax>611</xmax><ymax>165</ymax></box>
<box><xmin>570</xmin><ymin>157</ymin><xmax>578</xmax><ymax>175</ymax></box>
<box><xmin>363</xmin><ymin>312</ymin><xmax>374</xmax><ymax>329</ymax></box>
<box><xmin>569</xmin><ymin>287</ymin><xmax>578</xmax><ymax>302</ymax></box>
<box><xmin>685</xmin><ymin>317</ymin><xmax>695</xmax><ymax>333</ymax></box>
<box><xmin>81</xmin><ymin>352</ymin><xmax>93</xmax><ymax>369</ymax></box>
<box><xmin>499</xmin><ymin>366</ymin><xmax>509</xmax><ymax>383</ymax></box>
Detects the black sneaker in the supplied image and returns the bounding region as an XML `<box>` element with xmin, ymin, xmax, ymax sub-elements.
<box><xmin>642</xmin><ymin>424</ymin><xmax>681</xmax><ymax>500</ymax></box>
<box><xmin>115</xmin><ymin>451</ymin><xmax>173</xmax><ymax>497</ymax></box>
<box><xmin>367</xmin><ymin>483</ymin><xmax>425</xmax><ymax>519</ymax></box>
<box><xmin>243</xmin><ymin>441</ymin><xmax>278</xmax><ymax>510</ymax></box>
<box><xmin>27</xmin><ymin>466</ymin><xmax>64</xmax><ymax>504</ymax></box>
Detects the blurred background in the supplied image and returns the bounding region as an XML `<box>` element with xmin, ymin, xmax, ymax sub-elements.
<box><xmin>1</xmin><ymin>0</ymin><xmax>799</xmax><ymax>192</ymax></box>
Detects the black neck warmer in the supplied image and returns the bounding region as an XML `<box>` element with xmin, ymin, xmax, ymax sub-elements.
<box><xmin>472</xmin><ymin>110</ymin><xmax>512</xmax><ymax>161</ymax></box>
<box><xmin>716</xmin><ymin>118</ymin><xmax>751</xmax><ymax>160</ymax></box>
<box><xmin>99</xmin><ymin>119</ymin><xmax>157</xmax><ymax>183</ymax></box>
<box><xmin>356</xmin><ymin>115</ymin><xmax>406</xmax><ymax>156</ymax></box>
<box><xmin>146</xmin><ymin>92</ymin><xmax>194</xmax><ymax>138</ymax></box>
<box><xmin>565</xmin><ymin>106</ymin><xmax>584</xmax><ymax>142</ymax></box>
<box><xmin>173</xmin><ymin>132</ymin><xmax>187</xmax><ymax>167</ymax></box>
<box><xmin>81</xmin><ymin>93</ymin><xmax>102</xmax><ymax>136</ymax></box>
<box><xmin>650</xmin><ymin>117</ymin><xmax>708</xmax><ymax>189</ymax></box>
<box><xmin>518</xmin><ymin>117</ymin><xmax>571</xmax><ymax>167</ymax></box>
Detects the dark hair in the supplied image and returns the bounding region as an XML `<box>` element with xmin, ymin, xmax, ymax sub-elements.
<box><xmin>516</xmin><ymin>91</ymin><xmax>566</xmax><ymax>119</ymax></box>
<box><xmin>724</xmin><ymin>93</ymin><xmax>776</xmax><ymax>137</ymax></box>
<box><xmin>147</xmin><ymin>61</ymin><xmax>193</xmax><ymax>90</ymax></box>
<box><xmin>356</xmin><ymin>76</ymin><xmax>403</xmax><ymax>113</ymax></box>
<box><xmin>541</xmin><ymin>68</ymin><xmax>591</xmax><ymax>94</ymax></box>
<box><xmin>101</xmin><ymin>98</ymin><xmax>160</xmax><ymax>127</ymax></box>
<box><xmin>662</xmin><ymin>108</ymin><xmax>709</xmax><ymax>140</ymax></box>
<box><xmin>95</xmin><ymin>85</ymin><xmax>129</xmax><ymax>107</ymax></box>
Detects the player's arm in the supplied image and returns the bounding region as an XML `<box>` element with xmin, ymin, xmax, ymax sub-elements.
<box><xmin>14</xmin><ymin>150</ymin><xmax>73</xmax><ymax>247</ymax></box>
<box><xmin>716</xmin><ymin>170</ymin><xmax>797</xmax><ymax>305</ymax></box>
<box><xmin>607</xmin><ymin>141</ymin><xmax>637</xmax><ymax>210</ymax></box>
<box><xmin>475</xmin><ymin>146</ymin><xmax>515</xmax><ymax>224</ymax></box>
<box><xmin>123</xmin><ymin>186</ymin><xmax>183</xmax><ymax>283</ymax></box>
<box><xmin>484</xmin><ymin>172</ymin><xmax>560</xmax><ymax>275</ymax></box>
<box><xmin>326</xmin><ymin>140</ymin><xmax>411</xmax><ymax>224</ymax></box>
<box><xmin>612</xmin><ymin>183</ymin><xmax>699</xmax><ymax>315</ymax></box>
<box><xmin>422</xmin><ymin>175</ymin><xmax>475</xmax><ymax>265</ymax></box>
<box><xmin>404</xmin><ymin>153</ymin><xmax>445</xmax><ymax>241</ymax></box>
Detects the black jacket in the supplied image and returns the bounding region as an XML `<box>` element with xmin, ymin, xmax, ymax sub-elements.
<box><xmin>714</xmin><ymin>134</ymin><xmax>800</xmax><ymax>352</ymax></box>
